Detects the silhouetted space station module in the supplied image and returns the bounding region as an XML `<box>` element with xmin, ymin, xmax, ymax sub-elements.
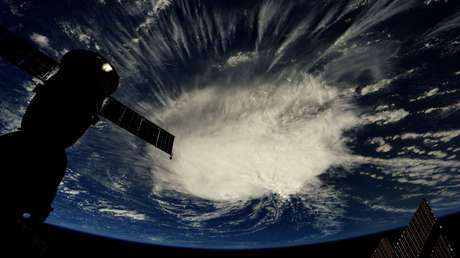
<box><xmin>0</xmin><ymin>26</ymin><xmax>175</xmax><ymax>156</ymax></box>
<box><xmin>0</xmin><ymin>26</ymin><xmax>174</xmax><ymax>226</ymax></box>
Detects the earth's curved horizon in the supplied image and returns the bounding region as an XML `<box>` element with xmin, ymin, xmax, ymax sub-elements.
<box><xmin>1</xmin><ymin>0</ymin><xmax>460</xmax><ymax>249</ymax></box>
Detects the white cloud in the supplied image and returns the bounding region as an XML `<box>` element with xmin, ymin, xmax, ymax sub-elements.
<box><xmin>360</xmin><ymin>109</ymin><xmax>409</xmax><ymax>125</ymax></box>
<box><xmin>400</xmin><ymin>133</ymin><xmax>420</xmax><ymax>140</ymax></box>
<box><xmin>409</xmin><ymin>88</ymin><xmax>439</xmax><ymax>102</ymax></box>
<box><xmin>98</xmin><ymin>208</ymin><xmax>146</xmax><ymax>221</ymax></box>
<box><xmin>137</xmin><ymin>17</ymin><xmax>154</xmax><ymax>31</ymax></box>
<box><xmin>369</xmin><ymin>204</ymin><xmax>413</xmax><ymax>213</ymax></box>
<box><xmin>0</xmin><ymin>107</ymin><xmax>23</xmax><ymax>134</ymax></box>
<box><xmin>424</xmin><ymin>0</ymin><xmax>443</xmax><ymax>5</ymax></box>
<box><xmin>0</xmin><ymin>79</ymin><xmax>38</xmax><ymax>134</ymax></box>
<box><xmin>60</xmin><ymin>187</ymin><xmax>84</xmax><ymax>196</ymax></box>
<box><xmin>422</xmin><ymin>102</ymin><xmax>460</xmax><ymax>114</ymax></box>
<box><xmin>422</xmin><ymin>88</ymin><xmax>439</xmax><ymax>97</ymax></box>
<box><xmin>148</xmin><ymin>74</ymin><xmax>359</xmax><ymax>201</ymax></box>
<box><xmin>397</xmin><ymin>178</ymin><xmax>408</xmax><ymax>183</ymax></box>
<box><xmin>428</xmin><ymin>151</ymin><xmax>448</xmax><ymax>159</ymax></box>
<box><xmin>376</xmin><ymin>144</ymin><xmax>392</xmax><ymax>152</ymax></box>
<box><xmin>369</xmin><ymin>137</ymin><xmax>385</xmax><ymax>145</ymax></box>
<box><xmin>78</xmin><ymin>33</ymin><xmax>91</xmax><ymax>45</ymax></box>
<box><xmin>369</xmin><ymin>137</ymin><xmax>392</xmax><ymax>152</ymax></box>
<box><xmin>425</xmin><ymin>6</ymin><xmax>460</xmax><ymax>37</ymax></box>
<box><xmin>354</xmin><ymin>155</ymin><xmax>460</xmax><ymax>188</ymax></box>
<box><xmin>335</xmin><ymin>0</ymin><xmax>415</xmax><ymax>44</ymax></box>
<box><xmin>406</xmin><ymin>146</ymin><xmax>425</xmax><ymax>154</ymax></box>
<box><xmin>30</xmin><ymin>33</ymin><xmax>50</xmax><ymax>48</ymax></box>
<box><xmin>375</xmin><ymin>104</ymin><xmax>390</xmax><ymax>111</ymax></box>
<box><xmin>226</xmin><ymin>52</ymin><xmax>254</xmax><ymax>67</ymax></box>
<box><xmin>360</xmin><ymin>79</ymin><xmax>392</xmax><ymax>96</ymax></box>
<box><xmin>59</xmin><ymin>22</ymin><xmax>97</xmax><ymax>48</ymax></box>
<box><xmin>5</xmin><ymin>0</ymin><xmax>29</xmax><ymax>16</ymax></box>
<box><xmin>215</xmin><ymin>52</ymin><xmax>257</xmax><ymax>71</ymax></box>
<box><xmin>400</xmin><ymin>129</ymin><xmax>460</xmax><ymax>143</ymax></box>
<box><xmin>153</xmin><ymin>0</ymin><xmax>172</xmax><ymax>14</ymax></box>
<box><xmin>136</xmin><ymin>0</ymin><xmax>173</xmax><ymax>31</ymax></box>
<box><xmin>148</xmin><ymin>236</ymin><xmax>163</xmax><ymax>242</ymax></box>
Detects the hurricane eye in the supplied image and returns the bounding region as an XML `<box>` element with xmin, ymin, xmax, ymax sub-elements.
<box><xmin>102</xmin><ymin>63</ymin><xmax>113</xmax><ymax>72</ymax></box>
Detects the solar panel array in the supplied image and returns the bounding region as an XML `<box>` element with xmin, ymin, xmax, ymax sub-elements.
<box><xmin>100</xmin><ymin>97</ymin><xmax>174</xmax><ymax>156</ymax></box>
<box><xmin>393</xmin><ymin>199</ymin><xmax>437</xmax><ymax>257</ymax></box>
<box><xmin>372</xmin><ymin>199</ymin><xmax>456</xmax><ymax>258</ymax></box>
<box><xmin>0</xmin><ymin>26</ymin><xmax>57</xmax><ymax>81</ymax></box>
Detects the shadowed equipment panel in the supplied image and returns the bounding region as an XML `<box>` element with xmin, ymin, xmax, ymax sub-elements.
<box><xmin>0</xmin><ymin>26</ymin><xmax>57</xmax><ymax>81</ymax></box>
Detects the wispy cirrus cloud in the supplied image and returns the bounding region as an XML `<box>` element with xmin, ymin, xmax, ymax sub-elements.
<box><xmin>98</xmin><ymin>207</ymin><xmax>147</xmax><ymax>221</ymax></box>
<box><xmin>30</xmin><ymin>32</ymin><xmax>50</xmax><ymax>48</ymax></box>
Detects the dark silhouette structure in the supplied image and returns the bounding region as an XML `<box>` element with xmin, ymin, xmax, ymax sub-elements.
<box><xmin>0</xmin><ymin>26</ymin><xmax>175</xmax><ymax>248</ymax></box>
<box><xmin>371</xmin><ymin>199</ymin><xmax>456</xmax><ymax>258</ymax></box>
<box><xmin>1</xmin><ymin>48</ymin><xmax>119</xmax><ymax>223</ymax></box>
<box><xmin>1</xmin><ymin>48</ymin><xmax>119</xmax><ymax>255</ymax></box>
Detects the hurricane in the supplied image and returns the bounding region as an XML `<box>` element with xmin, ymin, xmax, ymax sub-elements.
<box><xmin>1</xmin><ymin>0</ymin><xmax>459</xmax><ymax>249</ymax></box>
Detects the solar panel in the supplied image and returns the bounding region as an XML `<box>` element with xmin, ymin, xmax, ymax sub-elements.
<box><xmin>100</xmin><ymin>97</ymin><xmax>174</xmax><ymax>157</ymax></box>
<box><xmin>0</xmin><ymin>26</ymin><xmax>57</xmax><ymax>81</ymax></box>
<box><xmin>138</xmin><ymin>119</ymin><xmax>160</xmax><ymax>145</ymax></box>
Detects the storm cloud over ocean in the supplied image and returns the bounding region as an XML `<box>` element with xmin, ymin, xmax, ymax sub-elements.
<box><xmin>1</xmin><ymin>0</ymin><xmax>460</xmax><ymax>249</ymax></box>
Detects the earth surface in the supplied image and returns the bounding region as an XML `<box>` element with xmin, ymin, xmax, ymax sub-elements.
<box><xmin>1</xmin><ymin>0</ymin><xmax>460</xmax><ymax>249</ymax></box>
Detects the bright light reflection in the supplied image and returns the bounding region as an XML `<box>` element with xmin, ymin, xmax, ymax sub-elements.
<box><xmin>102</xmin><ymin>63</ymin><xmax>113</xmax><ymax>72</ymax></box>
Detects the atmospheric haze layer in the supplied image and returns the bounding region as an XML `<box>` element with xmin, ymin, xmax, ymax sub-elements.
<box><xmin>1</xmin><ymin>0</ymin><xmax>460</xmax><ymax>249</ymax></box>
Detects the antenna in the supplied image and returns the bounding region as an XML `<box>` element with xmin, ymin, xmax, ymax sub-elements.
<box><xmin>0</xmin><ymin>26</ymin><xmax>174</xmax><ymax>158</ymax></box>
